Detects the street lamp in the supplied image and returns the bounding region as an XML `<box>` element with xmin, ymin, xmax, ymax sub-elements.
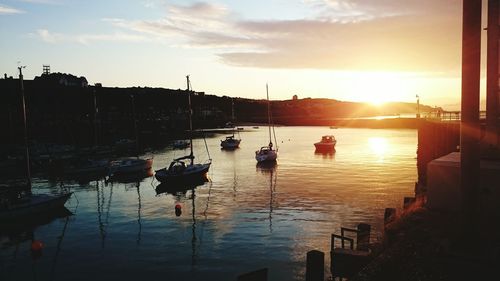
<box><xmin>416</xmin><ymin>94</ymin><xmax>420</xmax><ymax>118</ymax></box>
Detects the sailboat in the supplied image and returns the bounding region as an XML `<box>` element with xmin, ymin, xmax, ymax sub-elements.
<box><xmin>155</xmin><ymin>76</ymin><xmax>212</xmax><ymax>183</ymax></box>
<box><xmin>220</xmin><ymin>98</ymin><xmax>241</xmax><ymax>149</ymax></box>
<box><xmin>255</xmin><ymin>84</ymin><xmax>278</xmax><ymax>163</ymax></box>
<box><xmin>0</xmin><ymin>66</ymin><xmax>72</xmax><ymax>221</ymax></box>
<box><xmin>108</xmin><ymin>94</ymin><xmax>153</xmax><ymax>180</ymax></box>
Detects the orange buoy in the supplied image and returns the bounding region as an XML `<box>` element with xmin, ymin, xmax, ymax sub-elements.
<box><xmin>31</xmin><ymin>240</ymin><xmax>44</xmax><ymax>251</ymax></box>
<box><xmin>175</xmin><ymin>203</ymin><xmax>182</xmax><ymax>216</ymax></box>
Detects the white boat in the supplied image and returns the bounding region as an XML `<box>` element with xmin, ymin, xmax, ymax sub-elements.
<box><xmin>109</xmin><ymin>157</ymin><xmax>153</xmax><ymax>177</ymax></box>
<box><xmin>155</xmin><ymin>76</ymin><xmax>212</xmax><ymax>183</ymax></box>
<box><xmin>314</xmin><ymin>135</ymin><xmax>337</xmax><ymax>150</ymax></box>
<box><xmin>221</xmin><ymin>99</ymin><xmax>241</xmax><ymax>149</ymax></box>
<box><xmin>256</xmin><ymin>84</ymin><xmax>278</xmax><ymax>163</ymax></box>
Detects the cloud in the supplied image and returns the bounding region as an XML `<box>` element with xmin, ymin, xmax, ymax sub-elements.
<box><xmin>36</xmin><ymin>29</ymin><xmax>149</xmax><ymax>44</ymax></box>
<box><xmin>103</xmin><ymin>1</ymin><xmax>465</xmax><ymax>73</ymax></box>
<box><xmin>0</xmin><ymin>5</ymin><xmax>25</xmax><ymax>14</ymax></box>
<box><xmin>17</xmin><ymin>0</ymin><xmax>62</xmax><ymax>4</ymax></box>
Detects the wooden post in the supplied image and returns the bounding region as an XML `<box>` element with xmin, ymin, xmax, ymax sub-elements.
<box><xmin>356</xmin><ymin>223</ymin><xmax>371</xmax><ymax>251</ymax></box>
<box><xmin>306</xmin><ymin>250</ymin><xmax>324</xmax><ymax>281</ymax></box>
<box><xmin>384</xmin><ymin>208</ymin><xmax>397</xmax><ymax>226</ymax></box>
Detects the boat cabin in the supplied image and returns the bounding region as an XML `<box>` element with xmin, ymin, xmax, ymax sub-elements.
<box><xmin>320</xmin><ymin>135</ymin><xmax>335</xmax><ymax>143</ymax></box>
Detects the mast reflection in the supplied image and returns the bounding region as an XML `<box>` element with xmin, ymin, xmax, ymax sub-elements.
<box><xmin>155</xmin><ymin>178</ymin><xmax>209</xmax><ymax>271</ymax></box>
<box><xmin>256</xmin><ymin>161</ymin><xmax>278</xmax><ymax>233</ymax></box>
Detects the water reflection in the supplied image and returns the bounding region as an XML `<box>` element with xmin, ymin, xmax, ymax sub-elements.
<box><xmin>154</xmin><ymin>174</ymin><xmax>209</xmax><ymax>196</ymax></box>
<box><xmin>256</xmin><ymin>161</ymin><xmax>278</xmax><ymax>233</ymax></box>
<box><xmin>0</xmin><ymin>207</ymin><xmax>72</xmax><ymax>280</ymax></box>
<box><xmin>314</xmin><ymin>148</ymin><xmax>336</xmax><ymax>159</ymax></box>
<box><xmin>136</xmin><ymin>184</ymin><xmax>142</xmax><ymax>245</ymax></box>
<box><xmin>106</xmin><ymin>169</ymin><xmax>153</xmax><ymax>184</ymax></box>
<box><xmin>96</xmin><ymin>180</ymin><xmax>113</xmax><ymax>249</ymax></box>
<box><xmin>368</xmin><ymin>137</ymin><xmax>389</xmax><ymax>160</ymax></box>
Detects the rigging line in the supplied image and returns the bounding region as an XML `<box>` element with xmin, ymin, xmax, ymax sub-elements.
<box><xmin>202</xmin><ymin>129</ymin><xmax>212</xmax><ymax>162</ymax></box>
<box><xmin>270</xmin><ymin>103</ymin><xmax>278</xmax><ymax>151</ymax></box>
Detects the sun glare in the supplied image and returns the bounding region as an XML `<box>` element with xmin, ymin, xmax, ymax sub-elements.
<box><xmin>368</xmin><ymin>137</ymin><xmax>389</xmax><ymax>159</ymax></box>
<box><xmin>347</xmin><ymin>72</ymin><xmax>412</xmax><ymax>105</ymax></box>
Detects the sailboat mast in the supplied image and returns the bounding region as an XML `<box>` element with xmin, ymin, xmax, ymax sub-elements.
<box><xmin>266</xmin><ymin>84</ymin><xmax>272</xmax><ymax>146</ymax></box>
<box><xmin>187</xmin><ymin>75</ymin><xmax>194</xmax><ymax>166</ymax></box>
<box><xmin>19</xmin><ymin>66</ymin><xmax>32</xmax><ymax>191</ymax></box>
<box><xmin>231</xmin><ymin>98</ymin><xmax>235</xmax><ymax>137</ymax></box>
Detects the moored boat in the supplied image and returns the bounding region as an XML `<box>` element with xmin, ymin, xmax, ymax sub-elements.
<box><xmin>255</xmin><ymin>84</ymin><xmax>278</xmax><ymax>163</ymax></box>
<box><xmin>0</xmin><ymin>191</ymin><xmax>72</xmax><ymax>221</ymax></box>
<box><xmin>155</xmin><ymin>75</ymin><xmax>212</xmax><ymax>184</ymax></box>
<box><xmin>314</xmin><ymin>135</ymin><xmax>337</xmax><ymax>150</ymax></box>
<box><xmin>109</xmin><ymin>157</ymin><xmax>153</xmax><ymax>177</ymax></box>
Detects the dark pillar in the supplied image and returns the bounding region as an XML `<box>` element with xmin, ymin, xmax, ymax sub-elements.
<box><xmin>486</xmin><ymin>0</ymin><xmax>500</xmax><ymax>148</ymax></box>
<box><xmin>460</xmin><ymin>0</ymin><xmax>481</xmax><ymax>217</ymax></box>
<box><xmin>356</xmin><ymin>223</ymin><xmax>371</xmax><ymax>251</ymax></box>
<box><xmin>306</xmin><ymin>250</ymin><xmax>324</xmax><ymax>281</ymax></box>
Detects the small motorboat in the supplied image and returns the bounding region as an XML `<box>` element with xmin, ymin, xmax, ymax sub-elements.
<box><xmin>314</xmin><ymin>135</ymin><xmax>337</xmax><ymax>150</ymax></box>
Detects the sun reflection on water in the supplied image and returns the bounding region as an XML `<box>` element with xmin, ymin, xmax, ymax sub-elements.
<box><xmin>368</xmin><ymin>137</ymin><xmax>389</xmax><ymax>160</ymax></box>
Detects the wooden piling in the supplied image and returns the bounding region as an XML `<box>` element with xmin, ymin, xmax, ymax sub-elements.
<box><xmin>306</xmin><ymin>250</ymin><xmax>324</xmax><ymax>281</ymax></box>
<box><xmin>384</xmin><ymin>208</ymin><xmax>397</xmax><ymax>226</ymax></box>
<box><xmin>356</xmin><ymin>223</ymin><xmax>371</xmax><ymax>251</ymax></box>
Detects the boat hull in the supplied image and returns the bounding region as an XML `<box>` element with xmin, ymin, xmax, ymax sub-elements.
<box><xmin>314</xmin><ymin>143</ymin><xmax>336</xmax><ymax>150</ymax></box>
<box><xmin>0</xmin><ymin>193</ymin><xmax>72</xmax><ymax>221</ymax></box>
<box><xmin>221</xmin><ymin>139</ymin><xmax>241</xmax><ymax>149</ymax></box>
<box><xmin>255</xmin><ymin>150</ymin><xmax>278</xmax><ymax>162</ymax></box>
<box><xmin>155</xmin><ymin>163</ymin><xmax>210</xmax><ymax>183</ymax></box>
<box><xmin>110</xmin><ymin>158</ymin><xmax>153</xmax><ymax>176</ymax></box>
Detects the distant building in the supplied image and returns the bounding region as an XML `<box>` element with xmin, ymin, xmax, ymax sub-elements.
<box><xmin>292</xmin><ymin>94</ymin><xmax>298</xmax><ymax>100</ymax></box>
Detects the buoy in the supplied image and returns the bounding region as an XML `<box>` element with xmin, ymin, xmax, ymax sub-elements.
<box><xmin>31</xmin><ymin>240</ymin><xmax>44</xmax><ymax>251</ymax></box>
<box><xmin>175</xmin><ymin>203</ymin><xmax>182</xmax><ymax>216</ymax></box>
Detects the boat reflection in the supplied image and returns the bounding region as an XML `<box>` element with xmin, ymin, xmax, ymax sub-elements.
<box><xmin>0</xmin><ymin>207</ymin><xmax>72</xmax><ymax>239</ymax></box>
<box><xmin>314</xmin><ymin>148</ymin><xmax>336</xmax><ymax>159</ymax></box>
<box><xmin>256</xmin><ymin>160</ymin><xmax>277</xmax><ymax>232</ymax></box>
<box><xmin>155</xmin><ymin>174</ymin><xmax>209</xmax><ymax>196</ymax></box>
<box><xmin>255</xmin><ymin>160</ymin><xmax>277</xmax><ymax>172</ymax></box>
<box><xmin>1</xmin><ymin>206</ymin><xmax>72</xmax><ymax>278</ymax></box>
<box><xmin>106</xmin><ymin>169</ymin><xmax>153</xmax><ymax>184</ymax></box>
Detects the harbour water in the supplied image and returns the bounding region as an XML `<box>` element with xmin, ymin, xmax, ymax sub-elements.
<box><xmin>0</xmin><ymin>127</ymin><xmax>417</xmax><ymax>281</ymax></box>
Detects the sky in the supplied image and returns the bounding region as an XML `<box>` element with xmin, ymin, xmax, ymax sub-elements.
<box><xmin>0</xmin><ymin>0</ymin><xmax>473</xmax><ymax>109</ymax></box>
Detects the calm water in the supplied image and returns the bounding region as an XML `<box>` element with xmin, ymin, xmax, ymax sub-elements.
<box><xmin>0</xmin><ymin>127</ymin><xmax>417</xmax><ymax>281</ymax></box>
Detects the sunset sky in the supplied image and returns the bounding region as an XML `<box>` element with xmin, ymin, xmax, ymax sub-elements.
<box><xmin>0</xmin><ymin>0</ymin><xmax>474</xmax><ymax>109</ymax></box>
